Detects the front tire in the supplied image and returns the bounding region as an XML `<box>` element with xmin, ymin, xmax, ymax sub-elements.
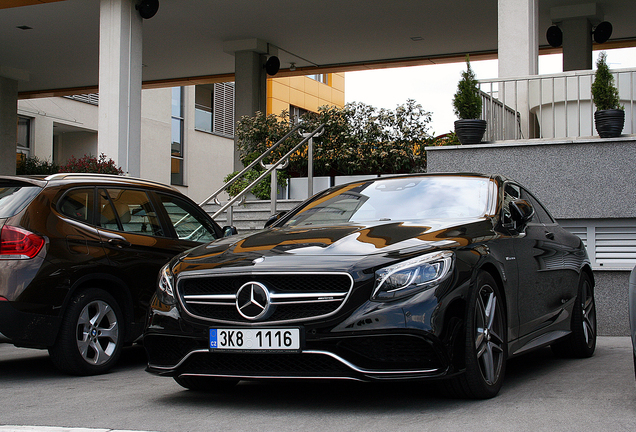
<box><xmin>443</xmin><ymin>272</ymin><xmax>507</xmax><ymax>399</ymax></box>
<box><xmin>49</xmin><ymin>288</ymin><xmax>124</xmax><ymax>375</ymax></box>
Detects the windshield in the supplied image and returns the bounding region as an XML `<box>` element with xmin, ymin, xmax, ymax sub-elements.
<box><xmin>0</xmin><ymin>183</ymin><xmax>43</xmax><ymax>218</ymax></box>
<box><xmin>282</xmin><ymin>176</ymin><xmax>495</xmax><ymax>227</ymax></box>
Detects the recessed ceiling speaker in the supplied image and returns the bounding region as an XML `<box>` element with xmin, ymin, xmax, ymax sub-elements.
<box><xmin>265</xmin><ymin>56</ymin><xmax>280</xmax><ymax>76</ymax></box>
<box><xmin>593</xmin><ymin>21</ymin><xmax>613</xmax><ymax>44</ymax></box>
<box><xmin>136</xmin><ymin>0</ymin><xmax>159</xmax><ymax>19</ymax></box>
<box><xmin>546</xmin><ymin>25</ymin><xmax>563</xmax><ymax>48</ymax></box>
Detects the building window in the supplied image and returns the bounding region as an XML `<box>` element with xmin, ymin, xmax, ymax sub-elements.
<box><xmin>171</xmin><ymin>87</ymin><xmax>184</xmax><ymax>185</ymax></box>
<box><xmin>194</xmin><ymin>83</ymin><xmax>235</xmax><ymax>138</ymax></box>
<box><xmin>290</xmin><ymin>105</ymin><xmax>309</xmax><ymax>124</ymax></box>
<box><xmin>16</xmin><ymin>116</ymin><xmax>31</xmax><ymax>166</ymax></box>
<box><xmin>307</xmin><ymin>74</ymin><xmax>328</xmax><ymax>85</ymax></box>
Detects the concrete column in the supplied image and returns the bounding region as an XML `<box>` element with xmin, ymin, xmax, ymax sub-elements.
<box><xmin>98</xmin><ymin>0</ymin><xmax>143</xmax><ymax>177</ymax></box>
<box><xmin>498</xmin><ymin>0</ymin><xmax>539</xmax><ymax>139</ymax></box>
<box><xmin>498</xmin><ymin>0</ymin><xmax>538</xmax><ymax>78</ymax></box>
<box><xmin>0</xmin><ymin>76</ymin><xmax>18</xmax><ymax>175</ymax></box>
<box><xmin>562</xmin><ymin>19</ymin><xmax>593</xmax><ymax>71</ymax></box>
<box><xmin>550</xmin><ymin>3</ymin><xmax>602</xmax><ymax>72</ymax></box>
<box><xmin>224</xmin><ymin>39</ymin><xmax>268</xmax><ymax>171</ymax></box>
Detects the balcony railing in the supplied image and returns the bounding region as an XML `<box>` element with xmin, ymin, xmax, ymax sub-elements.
<box><xmin>478</xmin><ymin>67</ymin><xmax>636</xmax><ymax>141</ymax></box>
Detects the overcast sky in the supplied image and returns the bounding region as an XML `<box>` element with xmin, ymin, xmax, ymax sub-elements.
<box><xmin>344</xmin><ymin>47</ymin><xmax>636</xmax><ymax>136</ymax></box>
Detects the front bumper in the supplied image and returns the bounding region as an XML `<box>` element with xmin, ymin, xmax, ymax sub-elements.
<box><xmin>144</xmin><ymin>284</ymin><xmax>463</xmax><ymax>382</ymax></box>
<box><xmin>144</xmin><ymin>331</ymin><xmax>452</xmax><ymax>382</ymax></box>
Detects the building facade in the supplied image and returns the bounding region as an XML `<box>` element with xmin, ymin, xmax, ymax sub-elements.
<box><xmin>16</xmin><ymin>73</ymin><xmax>345</xmax><ymax>204</ymax></box>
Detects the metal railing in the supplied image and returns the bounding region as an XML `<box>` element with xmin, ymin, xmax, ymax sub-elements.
<box><xmin>200</xmin><ymin>123</ymin><xmax>325</xmax><ymax>225</ymax></box>
<box><xmin>478</xmin><ymin>67</ymin><xmax>636</xmax><ymax>141</ymax></box>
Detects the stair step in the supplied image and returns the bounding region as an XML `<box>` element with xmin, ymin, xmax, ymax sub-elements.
<box><xmin>204</xmin><ymin>199</ymin><xmax>303</xmax><ymax>232</ymax></box>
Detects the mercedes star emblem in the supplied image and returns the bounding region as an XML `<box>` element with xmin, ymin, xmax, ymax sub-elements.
<box><xmin>236</xmin><ymin>281</ymin><xmax>272</xmax><ymax>320</ymax></box>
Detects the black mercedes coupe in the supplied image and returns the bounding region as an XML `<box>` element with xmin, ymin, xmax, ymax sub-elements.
<box><xmin>144</xmin><ymin>173</ymin><xmax>596</xmax><ymax>398</ymax></box>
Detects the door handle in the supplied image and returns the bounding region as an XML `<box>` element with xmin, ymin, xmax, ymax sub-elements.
<box><xmin>107</xmin><ymin>238</ymin><xmax>132</xmax><ymax>248</ymax></box>
<box><xmin>545</xmin><ymin>232</ymin><xmax>555</xmax><ymax>240</ymax></box>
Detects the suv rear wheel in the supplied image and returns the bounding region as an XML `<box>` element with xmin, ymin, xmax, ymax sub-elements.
<box><xmin>49</xmin><ymin>288</ymin><xmax>124</xmax><ymax>375</ymax></box>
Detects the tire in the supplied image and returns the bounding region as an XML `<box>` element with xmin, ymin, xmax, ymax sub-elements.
<box><xmin>174</xmin><ymin>375</ymin><xmax>239</xmax><ymax>392</ymax></box>
<box><xmin>49</xmin><ymin>288</ymin><xmax>124</xmax><ymax>375</ymax></box>
<box><xmin>443</xmin><ymin>272</ymin><xmax>507</xmax><ymax>399</ymax></box>
<box><xmin>551</xmin><ymin>273</ymin><xmax>596</xmax><ymax>358</ymax></box>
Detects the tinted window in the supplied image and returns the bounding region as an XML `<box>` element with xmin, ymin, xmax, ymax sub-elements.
<box><xmin>0</xmin><ymin>183</ymin><xmax>42</xmax><ymax>218</ymax></box>
<box><xmin>283</xmin><ymin>176</ymin><xmax>495</xmax><ymax>227</ymax></box>
<box><xmin>58</xmin><ymin>188</ymin><xmax>94</xmax><ymax>223</ymax></box>
<box><xmin>157</xmin><ymin>193</ymin><xmax>218</xmax><ymax>243</ymax></box>
<box><xmin>99</xmin><ymin>188</ymin><xmax>164</xmax><ymax>237</ymax></box>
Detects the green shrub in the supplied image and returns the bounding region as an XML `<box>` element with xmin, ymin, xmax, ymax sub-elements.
<box><xmin>58</xmin><ymin>153</ymin><xmax>123</xmax><ymax>175</ymax></box>
<box><xmin>452</xmin><ymin>55</ymin><xmax>482</xmax><ymax>120</ymax></box>
<box><xmin>16</xmin><ymin>156</ymin><xmax>59</xmax><ymax>175</ymax></box>
<box><xmin>591</xmin><ymin>51</ymin><xmax>622</xmax><ymax>111</ymax></box>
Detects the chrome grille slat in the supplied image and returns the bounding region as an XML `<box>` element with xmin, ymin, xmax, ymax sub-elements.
<box><xmin>177</xmin><ymin>272</ymin><xmax>354</xmax><ymax>325</ymax></box>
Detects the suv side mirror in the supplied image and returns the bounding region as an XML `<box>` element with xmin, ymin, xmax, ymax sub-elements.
<box><xmin>509</xmin><ymin>199</ymin><xmax>534</xmax><ymax>231</ymax></box>
<box><xmin>264</xmin><ymin>211</ymin><xmax>287</xmax><ymax>229</ymax></box>
<box><xmin>222</xmin><ymin>226</ymin><xmax>238</xmax><ymax>237</ymax></box>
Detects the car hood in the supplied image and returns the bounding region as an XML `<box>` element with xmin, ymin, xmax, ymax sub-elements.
<box><xmin>176</xmin><ymin>218</ymin><xmax>496</xmax><ymax>272</ymax></box>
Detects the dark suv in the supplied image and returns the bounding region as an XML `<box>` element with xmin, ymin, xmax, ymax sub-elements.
<box><xmin>0</xmin><ymin>173</ymin><xmax>227</xmax><ymax>375</ymax></box>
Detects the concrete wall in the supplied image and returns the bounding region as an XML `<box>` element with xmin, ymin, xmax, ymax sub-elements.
<box><xmin>426</xmin><ymin>136</ymin><xmax>636</xmax><ymax>335</ymax></box>
<box><xmin>426</xmin><ymin>137</ymin><xmax>636</xmax><ymax>220</ymax></box>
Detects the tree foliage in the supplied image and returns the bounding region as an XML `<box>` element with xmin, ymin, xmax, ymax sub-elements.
<box><xmin>591</xmin><ymin>51</ymin><xmax>622</xmax><ymax>111</ymax></box>
<box><xmin>452</xmin><ymin>55</ymin><xmax>482</xmax><ymax>120</ymax></box>
<box><xmin>235</xmin><ymin>100</ymin><xmax>433</xmax><ymax>178</ymax></box>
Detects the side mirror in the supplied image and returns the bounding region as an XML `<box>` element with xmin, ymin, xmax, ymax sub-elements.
<box><xmin>509</xmin><ymin>199</ymin><xmax>534</xmax><ymax>230</ymax></box>
<box><xmin>222</xmin><ymin>226</ymin><xmax>238</xmax><ymax>237</ymax></box>
<box><xmin>264</xmin><ymin>211</ymin><xmax>287</xmax><ymax>229</ymax></box>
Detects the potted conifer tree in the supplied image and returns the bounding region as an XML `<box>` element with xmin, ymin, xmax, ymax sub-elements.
<box><xmin>452</xmin><ymin>55</ymin><xmax>487</xmax><ymax>144</ymax></box>
<box><xmin>591</xmin><ymin>51</ymin><xmax>624</xmax><ymax>138</ymax></box>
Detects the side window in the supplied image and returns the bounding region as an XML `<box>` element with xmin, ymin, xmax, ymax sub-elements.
<box><xmin>99</xmin><ymin>188</ymin><xmax>164</xmax><ymax>237</ymax></box>
<box><xmin>501</xmin><ymin>183</ymin><xmax>521</xmax><ymax>225</ymax></box>
<box><xmin>520</xmin><ymin>188</ymin><xmax>554</xmax><ymax>224</ymax></box>
<box><xmin>157</xmin><ymin>193</ymin><xmax>218</xmax><ymax>243</ymax></box>
<box><xmin>59</xmin><ymin>188</ymin><xmax>94</xmax><ymax>224</ymax></box>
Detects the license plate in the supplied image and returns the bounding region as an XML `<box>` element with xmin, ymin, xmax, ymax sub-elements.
<box><xmin>210</xmin><ymin>328</ymin><xmax>301</xmax><ymax>351</ymax></box>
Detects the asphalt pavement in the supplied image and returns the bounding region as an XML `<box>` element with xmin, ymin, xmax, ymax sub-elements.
<box><xmin>1</xmin><ymin>337</ymin><xmax>635</xmax><ymax>432</ymax></box>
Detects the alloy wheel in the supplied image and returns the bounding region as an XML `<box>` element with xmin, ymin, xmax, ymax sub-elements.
<box><xmin>474</xmin><ymin>284</ymin><xmax>505</xmax><ymax>385</ymax></box>
<box><xmin>76</xmin><ymin>299</ymin><xmax>120</xmax><ymax>366</ymax></box>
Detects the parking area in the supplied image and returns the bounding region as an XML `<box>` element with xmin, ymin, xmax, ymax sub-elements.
<box><xmin>0</xmin><ymin>337</ymin><xmax>634</xmax><ymax>432</ymax></box>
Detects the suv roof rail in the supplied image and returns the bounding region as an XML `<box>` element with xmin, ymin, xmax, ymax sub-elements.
<box><xmin>43</xmin><ymin>173</ymin><xmax>178</xmax><ymax>190</ymax></box>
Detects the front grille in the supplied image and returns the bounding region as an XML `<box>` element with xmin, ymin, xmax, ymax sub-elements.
<box><xmin>178</xmin><ymin>272</ymin><xmax>353</xmax><ymax>325</ymax></box>
<box><xmin>180</xmin><ymin>352</ymin><xmax>352</xmax><ymax>377</ymax></box>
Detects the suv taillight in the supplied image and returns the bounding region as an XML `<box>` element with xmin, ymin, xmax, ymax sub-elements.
<box><xmin>0</xmin><ymin>226</ymin><xmax>45</xmax><ymax>259</ymax></box>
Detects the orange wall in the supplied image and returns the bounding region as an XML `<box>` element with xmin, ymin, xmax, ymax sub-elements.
<box><xmin>267</xmin><ymin>73</ymin><xmax>345</xmax><ymax>116</ymax></box>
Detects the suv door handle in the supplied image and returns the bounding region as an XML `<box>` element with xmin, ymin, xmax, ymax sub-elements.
<box><xmin>545</xmin><ymin>232</ymin><xmax>555</xmax><ymax>240</ymax></box>
<box><xmin>107</xmin><ymin>238</ymin><xmax>132</xmax><ymax>248</ymax></box>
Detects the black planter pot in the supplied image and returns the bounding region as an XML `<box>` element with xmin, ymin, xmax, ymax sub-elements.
<box><xmin>454</xmin><ymin>119</ymin><xmax>487</xmax><ymax>145</ymax></box>
<box><xmin>594</xmin><ymin>109</ymin><xmax>625</xmax><ymax>138</ymax></box>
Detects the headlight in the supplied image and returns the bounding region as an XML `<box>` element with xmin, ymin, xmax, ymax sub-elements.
<box><xmin>157</xmin><ymin>263</ymin><xmax>176</xmax><ymax>306</ymax></box>
<box><xmin>372</xmin><ymin>251</ymin><xmax>453</xmax><ymax>301</ymax></box>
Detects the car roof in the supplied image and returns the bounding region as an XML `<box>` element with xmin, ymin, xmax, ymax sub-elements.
<box><xmin>0</xmin><ymin>173</ymin><xmax>180</xmax><ymax>192</ymax></box>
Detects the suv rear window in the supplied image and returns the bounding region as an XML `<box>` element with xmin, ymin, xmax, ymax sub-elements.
<box><xmin>0</xmin><ymin>183</ymin><xmax>43</xmax><ymax>218</ymax></box>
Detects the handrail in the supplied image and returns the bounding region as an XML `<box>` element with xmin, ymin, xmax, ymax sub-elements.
<box><xmin>202</xmin><ymin>123</ymin><xmax>325</xmax><ymax>223</ymax></box>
